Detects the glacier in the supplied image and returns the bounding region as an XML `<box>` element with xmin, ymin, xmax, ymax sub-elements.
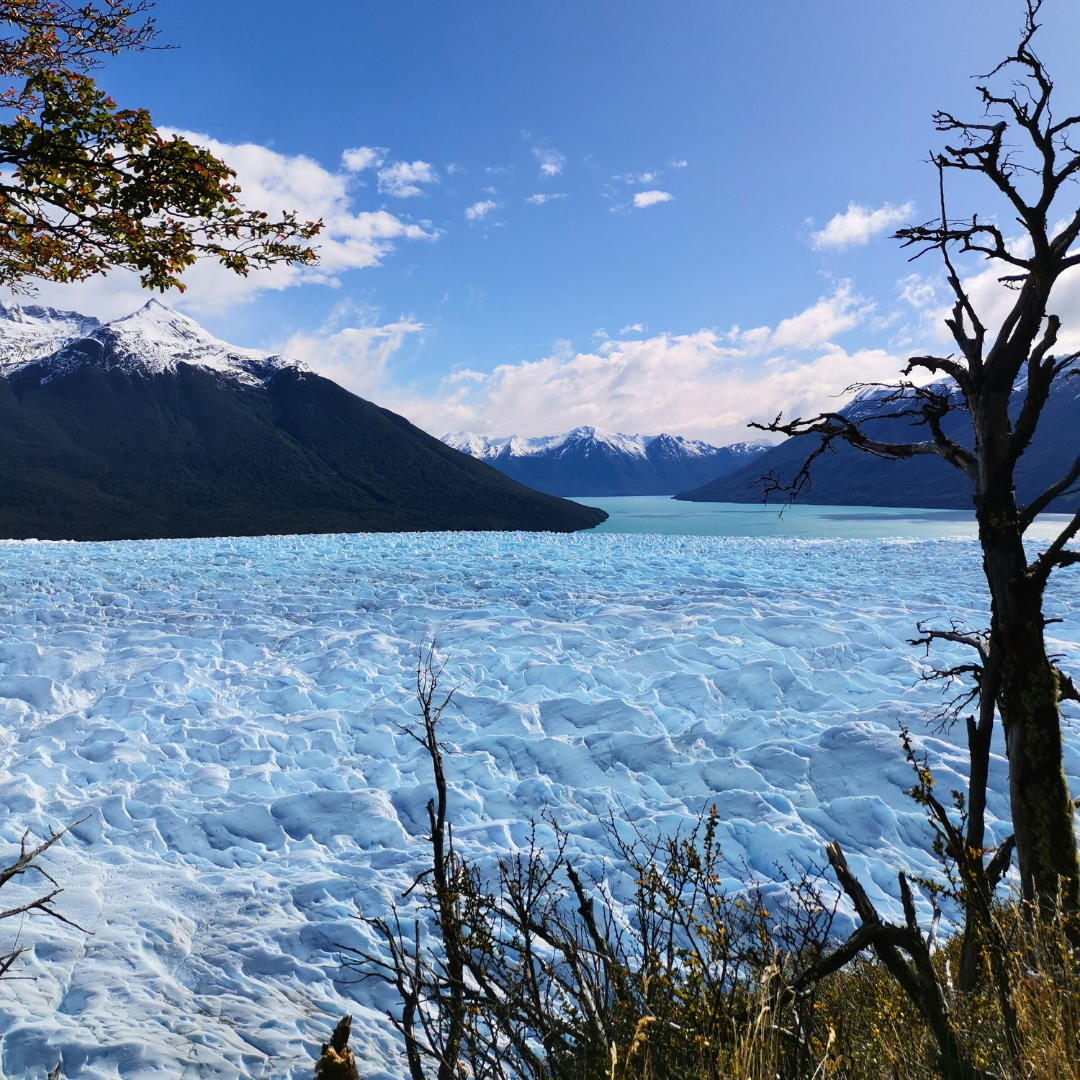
<box><xmin>0</xmin><ymin>531</ymin><xmax>1078</xmax><ymax>1078</ymax></box>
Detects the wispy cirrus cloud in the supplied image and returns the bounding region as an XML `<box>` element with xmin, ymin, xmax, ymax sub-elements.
<box><xmin>277</xmin><ymin>308</ymin><xmax>425</xmax><ymax>397</ymax></box>
<box><xmin>526</xmin><ymin>193</ymin><xmax>567</xmax><ymax>205</ymax></box>
<box><xmin>811</xmin><ymin>201</ymin><xmax>914</xmax><ymax>250</ymax></box>
<box><xmin>533</xmin><ymin>146</ymin><xmax>566</xmax><ymax>177</ymax></box>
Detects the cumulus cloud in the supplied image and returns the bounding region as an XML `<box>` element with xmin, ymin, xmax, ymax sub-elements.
<box><xmin>930</xmin><ymin>260</ymin><xmax>1080</xmax><ymax>355</ymax></box>
<box><xmin>341</xmin><ymin>146</ymin><xmax>385</xmax><ymax>173</ymax></box>
<box><xmin>385</xmin><ymin>284</ymin><xmax>893</xmax><ymax>444</ymax></box>
<box><xmin>394</xmin><ymin>336</ymin><xmax>900</xmax><ymax>446</ymax></box>
<box><xmin>533</xmin><ymin>146</ymin><xmax>566</xmax><ymax>177</ymax></box>
<box><xmin>633</xmin><ymin>190</ymin><xmax>674</xmax><ymax>208</ymax></box>
<box><xmin>620</xmin><ymin>323</ymin><xmax>646</xmax><ymax>335</ymax></box>
<box><xmin>277</xmin><ymin>312</ymin><xmax>425</xmax><ymax>397</ymax></box>
<box><xmin>768</xmin><ymin>282</ymin><xmax>870</xmax><ymax>349</ymax></box>
<box><xmin>525</xmin><ymin>193</ymin><xmax>567</xmax><ymax>205</ymax></box>
<box><xmin>10</xmin><ymin>131</ymin><xmax>437</xmax><ymax>318</ymax></box>
<box><xmin>377</xmin><ymin>160</ymin><xmax>439</xmax><ymax>197</ymax></box>
<box><xmin>465</xmin><ymin>200</ymin><xmax>498</xmax><ymax>221</ymax></box>
<box><xmin>811</xmin><ymin>201</ymin><xmax>914</xmax><ymax>250</ymax></box>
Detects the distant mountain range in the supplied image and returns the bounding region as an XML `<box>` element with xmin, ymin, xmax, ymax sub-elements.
<box><xmin>0</xmin><ymin>301</ymin><xmax>606</xmax><ymax>540</ymax></box>
<box><xmin>443</xmin><ymin>427</ymin><xmax>770</xmax><ymax>496</ymax></box>
<box><xmin>677</xmin><ymin>383</ymin><xmax>1080</xmax><ymax>511</ymax></box>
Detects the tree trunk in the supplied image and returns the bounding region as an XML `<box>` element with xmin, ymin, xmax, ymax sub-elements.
<box><xmin>979</xmin><ymin>508</ymin><xmax>1080</xmax><ymax>913</ymax></box>
<box><xmin>958</xmin><ymin>654</ymin><xmax>997</xmax><ymax>991</ymax></box>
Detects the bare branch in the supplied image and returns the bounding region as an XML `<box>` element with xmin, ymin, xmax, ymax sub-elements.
<box><xmin>1019</xmin><ymin>454</ymin><xmax>1080</xmax><ymax>529</ymax></box>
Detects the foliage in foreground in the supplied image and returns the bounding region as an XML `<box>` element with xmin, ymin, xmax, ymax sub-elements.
<box><xmin>0</xmin><ymin>0</ymin><xmax>321</xmax><ymax>291</ymax></box>
<box><xmin>341</xmin><ymin>652</ymin><xmax>1080</xmax><ymax>1080</ymax></box>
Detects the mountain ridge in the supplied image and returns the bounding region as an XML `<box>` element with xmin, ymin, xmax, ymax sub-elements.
<box><xmin>677</xmin><ymin>380</ymin><xmax>1080</xmax><ymax>511</ymax></box>
<box><xmin>0</xmin><ymin>301</ymin><xmax>607</xmax><ymax>539</ymax></box>
<box><xmin>444</xmin><ymin>426</ymin><xmax>770</xmax><ymax>496</ymax></box>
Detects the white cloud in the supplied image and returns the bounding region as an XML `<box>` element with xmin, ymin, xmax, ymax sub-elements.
<box><xmin>393</xmin><ymin>334</ymin><xmax>900</xmax><ymax>445</ymax></box>
<box><xmin>533</xmin><ymin>146</ymin><xmax>566</xmax><ymax>177</ymax></box>
<box><xmin>620</xmin><ymin>323</ymin><xmax>646</xmax><ymax>335</ymax></box>
<box><xmin>615</xmin><ymin>171</ymin><xmax>661</xmax><ymax>184</ymax></box>
<box><xmin>341</xmin><ymin>146</ymin><xmax>385</xmax><ymax>173</ymax></box>
<box><xmin>633</xmin><ymin>190</ymin><xmax>674</xmax><ymax>208</ymax></box>
<box><xmin>525</xmin><ymin>193</ymin><xmax>567</xmax><ymax>205</ymax></box>
<box><xmin>377</xmin><ymin>160</ymin><xmax>439</xmax><ymax>197</ymax></box>
<box><xmin>385</xmin><ymin>285</ymin><xmax>891</xmax><ymax>443</ymax></box>
<box><xmin>446</xmin><ymin>163</ymin><xmax>464</xmax><ymax>175</ymax></box>
<box><xmin>811</xmin><ymin>201</ymin><xmax>914</xmax><ymax>250</ymax></box>
<box><xmin>669</xmin><ymin>158</ymin><xmax>688</xmax><ymax>168</ymax></box>
<box><xmin>768</xmin><ymin>282</ymin><xmax>870</xmax><ymax>349</ymax></box>
<box><xmin>898</xmin><ymin>273</ymin><xmax>939</xmax><ymax>309</ymax></box>
<box><xmin>930</xmin><ymin>260</ymin><xmax>1080</xmax><ymax>355</ymax></box>
<box><xmin>277</xmin><ymin>312</ymin><xmax>425</xmax><ymax>397</ymax></box>
<box><xmin>7</xmin><ymin>132</ymin><xmax>436</xmax><ymax>318</ymax></box>
<box><xmin>465</xmin><ymin>200</ymin><xmax>498</xmax><ymax>222</ymax></box>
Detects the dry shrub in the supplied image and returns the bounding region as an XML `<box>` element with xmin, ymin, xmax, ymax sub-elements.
<box><xmin>342</xmin><ymin>652</ymin><xmax>1079</xmax><ymax>1080</ymax></box>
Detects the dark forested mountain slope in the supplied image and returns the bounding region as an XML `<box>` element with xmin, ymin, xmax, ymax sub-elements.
<box><xmin>677</xmin><ymin>385</ymin><xmax>1080</xmax><ymax>511</ymax></box>
<box><xmin>444</xmin><ymin>427</ymin><xmax>769</xmax><ymax>496</ymax></box>
<box><xmin>0</xmin><ymin>301</ymin><xmax>606</xmax><ymax>539</ymax></box>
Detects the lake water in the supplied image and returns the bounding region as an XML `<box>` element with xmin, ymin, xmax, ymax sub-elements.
<box><xmin>579</xmin><ymin>495</ymin><xmax>1075</xmax><ymax>541</ymax></box>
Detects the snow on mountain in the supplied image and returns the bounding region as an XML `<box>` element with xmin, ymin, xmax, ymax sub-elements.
<box><xmin>444</xmin><ymin>426</ymin><xmax>756</xmax><ymax>460</ymax></box>
<box><xmin>443</xmin><ymin>431</ymin><xmax>511</xmax><ymax>458</ymax></box>
<box><xmin>0</xmin><ymin>298</ymin><xmax>306</xmax><ymax>386</ymax></box>
<box><xmin>0</xmin><ymin>301</ymin><xmax>101</xmax><ymax>367</ymax></box>
<box><xmin>443</xmin><ymin>426</ymin><xmax>771</xmax><ymax>496</ymax></box>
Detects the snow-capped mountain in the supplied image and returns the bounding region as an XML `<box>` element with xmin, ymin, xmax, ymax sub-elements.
<box><xmin>0</xmin><ymin>300</ymin><xmax>605</xmax><ymax>539</ymax></box>
<box><xmin>0</xmin><ymin>297</ymin><xmax>302</xmax><ymax>386</ymax></box>
<box><xmin>0</xmin><ymin>300</ymin><xmax>101</xmax><ymax>366</ymax></box>
<box><xmin>443</xmin><ymin>426</ymin><xmax>770</xmax><ymax>496</ymax></box>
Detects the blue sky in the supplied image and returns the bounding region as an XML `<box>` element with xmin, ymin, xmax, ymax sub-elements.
<box><xmin>21</xmin><ymin>1</ymin><xmax>1080</xmax><ymax>443</ymax></box>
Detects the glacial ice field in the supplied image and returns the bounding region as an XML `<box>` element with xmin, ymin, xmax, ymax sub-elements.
<box><xmin>1</xmin><ymin>531</ymin><xmax>1079</xmax><ymax>1079</ymax></box>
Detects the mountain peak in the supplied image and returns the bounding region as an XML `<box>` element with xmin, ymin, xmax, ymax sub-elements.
<box><xmin>0</xmin><ymin>299</ymin><xmax>307</xmax><ymax>386</ymax></box>
<box><xmin>442</xmin><ymin>427</ymin><xmax>770</xmax><ymax>496</ymax></box>
<box><xmin>0</xmin><ymin>301</ymin><xmax>102</xmax><ymax>367</ymax></box>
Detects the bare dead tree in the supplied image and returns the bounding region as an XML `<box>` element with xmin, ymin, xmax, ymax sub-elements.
<box><xmin>0</xmin><ymin>822</ymin><xmax>87</xmax><ymax>980</ymax></box>
<box><xmin>342</xmin><ymin>656</ymin><xmax>838</xmax><ymax>1080</ymax></box>
<box><xmin>794</xmin><ymin>841</ymin><xmax>997</xmax><ymax>1080</ymax></box>
<box><xmin>344</xmin><ymin>645</ymin><xmax>465</xmax><ymax>1080</ymax></box>
<box><xmin>755</xmin><ymin>0</ymin><xmax>1080</xmax><ymax>918</ymax></box>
